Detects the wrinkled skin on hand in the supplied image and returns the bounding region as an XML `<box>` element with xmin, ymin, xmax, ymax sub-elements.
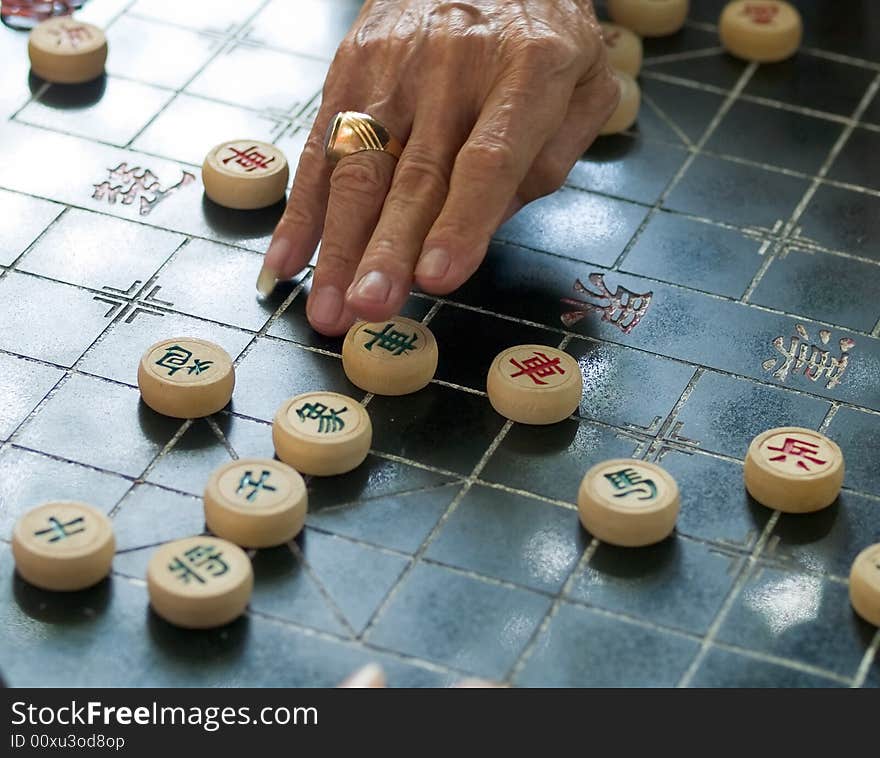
<box><xmin>260</xmin><ymin>0</ymin><xmax>619</xmax><ymax>335</ymax></box>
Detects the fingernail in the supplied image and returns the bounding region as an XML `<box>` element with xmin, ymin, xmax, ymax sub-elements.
<box><xmin>309</xmin><ymin>285</ymin><xmax>344</xmax><ymax>326</ymax></box>
<box><xmin>350</xmin><ymin>271</ymin><xmax>392</xmax><ymax>304</ymax></box>
<box><xmin>415</xmin><ymin>248</ymin><xmax>450</xmax><ymax>280</ymax></box>
<box><xmin>256</xmin><ymin>264</ymin><xmax>279</xmax><ymax>297</ymax></box>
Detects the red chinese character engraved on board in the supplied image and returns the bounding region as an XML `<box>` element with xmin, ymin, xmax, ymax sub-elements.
<box><xmin>222</xmin><ymin>145</ymin><xmax>275</xmax><ymax>173</ymax></box>
<box><xmin>766</xmin><ymin>437</ymin><xmax>827</xmax><ymax>472</ymax></box>
<box><xmin>92</xmin><ymin>163</ymin><xmax>195</xmax><ymax>216</ymax></box>
<box><xmin>509</xmin><ymin>351</ymin><xmax>565</xmax><ymax>386</ymax></box>
<box><xmin>762</xmin><ymin>324</ymin><xmax>854</xmax><ymax>391</ymax></box>
<box><xmin>139</xmin><ymin>171</ymin><xmax>195</xmax><ymax>214</ymax></box>
<box><xmin>92</xmin><ymin>164</ymin><xmax>160</xmax><ymax>206</ymax></box>
<box><xmin>561</xmin><ymin>273</ymin><xmax>652</xmax><ymax>334</ymax></box>
<box><xmin>742</xmin><ymin>3</ymin><xmax>779</xmax><ymax>24</ymax></box>
<box><xmin>49</xmin><ymin>23</ymin><xmax>93</xmax><ymax>48</ymax></box>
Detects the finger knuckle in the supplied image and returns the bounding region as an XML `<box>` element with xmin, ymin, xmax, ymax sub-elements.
<box><xmin>315</xmin><ymin>246</ymin><xmax>357</xmax><ymax>275</ymax></box>
<box><xmin>458</xmin><ymin>136</ymin><xmax>518</xmax><ymax>181</ymax></box>
<box><xmin>395</xmin><ymin>152</ymin><xmax>450</xmax><ymax>200</ymax></box>
<box><xmin>517</xmin><ymin>35</ymin><xmax>578</xmax><ymax>72</ymax></box>
<box><xmin>301</xmin><ymin>131</ymin><xmax>327</xmax><ymax>163</ymax></box>
<box><xmin>330</xmin><ymin>158</ymin><xmax>388</xmax><ymax>200</ymax></box>
<box><xmin>437</xmin><ymin>23</ymin><xmax>486</xmax><ymax>50</ymax></box>
<box><xmin>345</xmin><ymin>28</ymin><xmax>380</xmax><ymax>59</ymax></box>
<box><xmin>365</xmin><ymin>238</ymin><xmax>413</xmax><ymax>277</ymax></box>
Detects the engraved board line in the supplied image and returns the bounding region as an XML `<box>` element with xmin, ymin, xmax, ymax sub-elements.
<box><xmin>851</xmin><ymin>631</ymin><xmax>880</xmax><ymax>688</ymax></box>
<box><xmin>356</xmin><ymin>416</ymin><xmax>517</xmax><ymax>644</ymax></box>
<box><xmin>121</xmin><ymin>0</ymin><xmax>279</xmax><ymax>151</ymax></box>
<box><xmin>740</xmin><ymin>71</ymin><xmax>880</xmax><ymax>303</ymax></box>
<box><xmin>0</xmin><ymin>205</ymin><xmax>69</xmax><ymax>288</ymax></box>
<box><xmin>639</xmin><ymin>67</ymin><xmax>880</xmax><ymax>127</ymax></box>
<box><xmin>353</xmin><ymin>336</ymin><xmax>567</xmax><ymax>640</ymax></box>
<box><xmin>506</xmin><ymin>538</ymin><xmax>601</xmax><ymax>683</ymax></box>
<box><xmin>676</xmin><ymin>510</ymin><xmax>782</xmax><ymax>687</ymax></box>
<box><xmin>609</xmin><ymin>60</ymin><xmax>760</xmax><ymax>273</ymax></box>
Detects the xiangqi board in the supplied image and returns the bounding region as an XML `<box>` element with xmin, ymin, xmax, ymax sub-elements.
<box><xmin>0</xmin><ymin>0</ymin><xmax>877</xmax><ymax>688</ymax></box>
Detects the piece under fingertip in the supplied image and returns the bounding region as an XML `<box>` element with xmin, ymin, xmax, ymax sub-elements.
<box><xmin>256</xmin><ymin>265</ymin><xmax>279</xmax><ymax>297</ymax></box>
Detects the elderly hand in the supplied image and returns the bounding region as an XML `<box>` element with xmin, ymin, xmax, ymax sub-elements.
<box><xmin>257</xmin><ymin>0</ymin><xmax>618</xmax><ymax>335</ymax></box>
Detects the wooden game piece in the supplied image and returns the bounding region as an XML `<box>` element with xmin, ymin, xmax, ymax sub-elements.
<box><xmin>486</xmin><ymin>345</ymin><xmax>582</xmax><ymax>425</ymax></box>
<box><xmin>849</xmin><ymin>544</ymin><xmax>880</xmax><ymax>628</ymax></box>
<box><xmin>342</xmin><ymin>317</ymin><xmax>438</xmax><ymax>396</ymax></box>
<box><xmin>273</xmin><ymin>391</ymin><xmax>372</xmax><ymax>476</ymax></box>
<box><xmin>202</xmin><ymin>139</ymin><xmax>289</xmax><ymax>210</ymax></box>
<box><xmin>607</xmin><ymin>0</ymin><xmax>689</xmax><ymax>37</ymax></box>
<box><xmin>204</xmin><ymin>458</ymin><xmax>308</xmax><ymax>548</ymax></box>
<box><xmin>137</xmin><ymin>337</ymin><xmax>235</xmax><ymax>419</ymax></box>
<box><xmin>12</xmin><ymin>502</ymin><xmax>115</xmax><ymax>591</ymax></box>
<box><xmin>28</xmin><ymin>17</ymin><xmax>108</xmax><ymax>84</ymax></box>
<box><xmin>147</xmin><ymin>536</ymin><xmax>253</xmax><ymax>629</ymax></box>
<box><xmin>599</xmin><ymin>71</ymin><xmax>641</xmax><ymax>136</ymax></box>
<box><xmin>338</xmin><ymin>663</ymin><xmax>387</xmax><ymax>688</ymax></box>
<box><xmin>601</xmin><ymin>22</ymin><xmax>643</xmax><ymax>77</ymax></box>
<box><xmin>743</xmin><ymin>427</ymin><xmax>844</xmax><ymax>513</ymax></box>
<box><xmin>578</xmin><ymin>459</ymin><xmax>680</xmax><ymax>547</ymax></box>
<box><xmin>719</xmin><ymin>1</ymin><xmax>802</xmax><ymax>62</ymax></box>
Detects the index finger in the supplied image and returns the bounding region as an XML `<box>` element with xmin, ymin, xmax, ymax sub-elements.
<box><xmin>256</xmin><ymin>105</ymin><xmax>335</xmax><ymax>296</ymax></box>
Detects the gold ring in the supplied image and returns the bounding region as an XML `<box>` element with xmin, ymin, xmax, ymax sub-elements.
<box><xmin>324</xmin><ymin>111</ymin><xmax>404</xmax><ymax>164</ymax></box>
